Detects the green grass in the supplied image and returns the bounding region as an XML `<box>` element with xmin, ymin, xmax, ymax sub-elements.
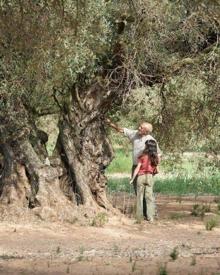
<box><xmin>191</xmin><ymin>204</ymin><xmax>210</xmax><ymax>217</ymax></box>
<box><xmin>169</xmin><ymin>212</ymin><xmax>188</xmax><ymax>220</ymax></box>
<box><xmin>158</xmin><ymin>265</ymin><xmax>168</xmax><ymax>275</ymax></box>
<box><xmin>106</xmin><ymin>148</ymin><xmax>220</xmax><ymax>195</ymax></box>
<box><xmin>106</xmin><ymin>148</ymin><xmax>132</xmax><ymax>173</ymax></box>
<box><xmin>154</xmin><ymin>175</ymin><xmax>220</xmax><ymax>195</ymax></box>
<box><xmin>107</xmin><ymin>175</ymin><xmax>220</xmax><ymax>195</ymax></box>
<box><xmin>205</xmin><ymin>217</ymin><xmax>219</xmax><ymax>231</ymax></box>
<box><xmin>107</xmin><ymin>178</ymin><xmax>133</xmax><ymax>193</ymax></box>
<box><xmin>170</xmin><ymin>247</ymin><xmax>179</xmax><ymax>261</ymax></box>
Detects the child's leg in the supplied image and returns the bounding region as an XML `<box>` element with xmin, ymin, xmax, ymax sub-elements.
<box><xmin>144</xmin><ymin>175</ymin><xmax>155</xmax><ymax>221</ymax></box>
<box><xmin>136</xmin><ymin>175</ymin><xmax>145</xmax><ymax>222</ymax></box>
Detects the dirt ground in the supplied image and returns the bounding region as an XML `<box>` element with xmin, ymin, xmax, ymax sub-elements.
<box><xmin>0</xmin><ymin>195</ymin><xmax>220</xmax><ymax>275</ymax></box>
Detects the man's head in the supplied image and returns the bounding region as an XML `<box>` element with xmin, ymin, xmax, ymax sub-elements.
<box><xmin>138</xmin><ymin>122</ymin><xmax>153</xmax><ymax>136</ymax></box>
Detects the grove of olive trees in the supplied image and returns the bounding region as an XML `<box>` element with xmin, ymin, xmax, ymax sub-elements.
<box><xmin>0</xmin><ymin>0</ymin><xmax>219</xmax><ymax>221</ymax></box>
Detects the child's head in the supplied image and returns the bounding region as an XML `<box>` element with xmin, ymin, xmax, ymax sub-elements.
<box><xmin>145</xmin><ymin>139</ymin><xmax>157</xmax><ymax>153</ymax></box>
<box><xmin>144</xmin><ymin>139</ymin><xmax>158</xmax><ymax>166</ymax></box>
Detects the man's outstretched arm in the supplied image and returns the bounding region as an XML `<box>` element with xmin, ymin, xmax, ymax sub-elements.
<box><xmin>105</xmin><ymin>118</ymin><xmax>124</xmax><ymax>134</ymax></box>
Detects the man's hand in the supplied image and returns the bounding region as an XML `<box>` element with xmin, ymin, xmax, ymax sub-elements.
<box><xmin>105</xmin><ymin>118</ymin><xmax>111</xmax><ymax>124</ymax></box>
<box><xmin>105</xmin><ymin>118</ymin><xmax>123</xmax><ymax>133</ymax></box>
<box><xmin>129</xmin><ymin>179</ymin><xmax>133</xmax><ymax>185</ymax></box>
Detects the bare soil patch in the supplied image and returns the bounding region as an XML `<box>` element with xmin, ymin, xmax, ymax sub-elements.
<box><xmin>0</xmin><ymin>195</ymin><xmax>220</xmax><ymax>275</ymax></box>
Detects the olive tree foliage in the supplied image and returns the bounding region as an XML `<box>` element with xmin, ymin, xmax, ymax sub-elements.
<box><xmin>111</xmin><ymin>0</ymin><xmax>220</xmax><ymax>154</ymax></box>
<box><xmin>0</xmin><ymin>0</ymin><xmax>113</xmax><ymax>113</ymax></box>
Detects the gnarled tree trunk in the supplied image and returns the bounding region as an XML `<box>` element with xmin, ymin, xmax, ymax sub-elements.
<box><xmin>0</xmin><ymin>84</ymin><xmax>117</xmax><ymax>221</ymax></box>
<box><xmin>57</xmin><ymin>119</ymin><xmax>113</xmax><ymax>211</ymax></box>
<box><xmin>54</xmin><ymin>83</ymin><xmax>117</xmax><ymax>212</ymax></box>
<box><xmin>0</xmin><ymin>99</ymin><xmax>78</xmax><ymax>222</ymax></box>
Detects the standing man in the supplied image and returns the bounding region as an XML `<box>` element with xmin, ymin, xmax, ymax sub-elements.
<box><xmin>106</xmin><ymin>119</ymin><xmax>161</xmax><ymax>188</ymax></box>
<box><xmin>106</xmin><ymin>119</ymin><xmax>161</xmax><ymax>218</ymax></box>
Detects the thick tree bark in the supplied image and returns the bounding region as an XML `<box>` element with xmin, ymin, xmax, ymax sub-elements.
<box><xmin>0</xmin><ymin>143</ymin><xmax>30</xmax><ymax>206</ymax></box>
<box><xmin>57</xmin><ymin>119</ymin><xmax>113</xmax><ymax>210</ymax></box>
<box><xmin>0</xmin><ymin>132</ymin><xmax>77</xmax><ymax>222</ymax></box>
<box><xmin>0</xmin><ymin>83</ymin><xmax>116</xmax><ymax>221</ymax></box>
<box><xmin>53</xmin><ymin>82</ymin><xmax>116</xmax><ymax>212</ymax></box>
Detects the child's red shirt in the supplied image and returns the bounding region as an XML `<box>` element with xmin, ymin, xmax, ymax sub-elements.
<box><xmin>137</xmin><ymin>155</ymin><xmax>157</xmax><ymax>175</ymax></box>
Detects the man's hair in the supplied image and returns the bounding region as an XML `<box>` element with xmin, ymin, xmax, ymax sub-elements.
<box><xmin>142</xmin><ymin>122</ymin><xmax>153</xmax><ymax>133</ymax></box>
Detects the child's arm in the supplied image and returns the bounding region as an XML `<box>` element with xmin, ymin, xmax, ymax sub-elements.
<box><xmin>130</xmin><ymin>163</ymin><xmax>141</xmax><ymax>184</ymax></box>
<box><xmin>152</xmin><ymin>165</ymin><xmax>160</xmax><ymax>176</ymax></box>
